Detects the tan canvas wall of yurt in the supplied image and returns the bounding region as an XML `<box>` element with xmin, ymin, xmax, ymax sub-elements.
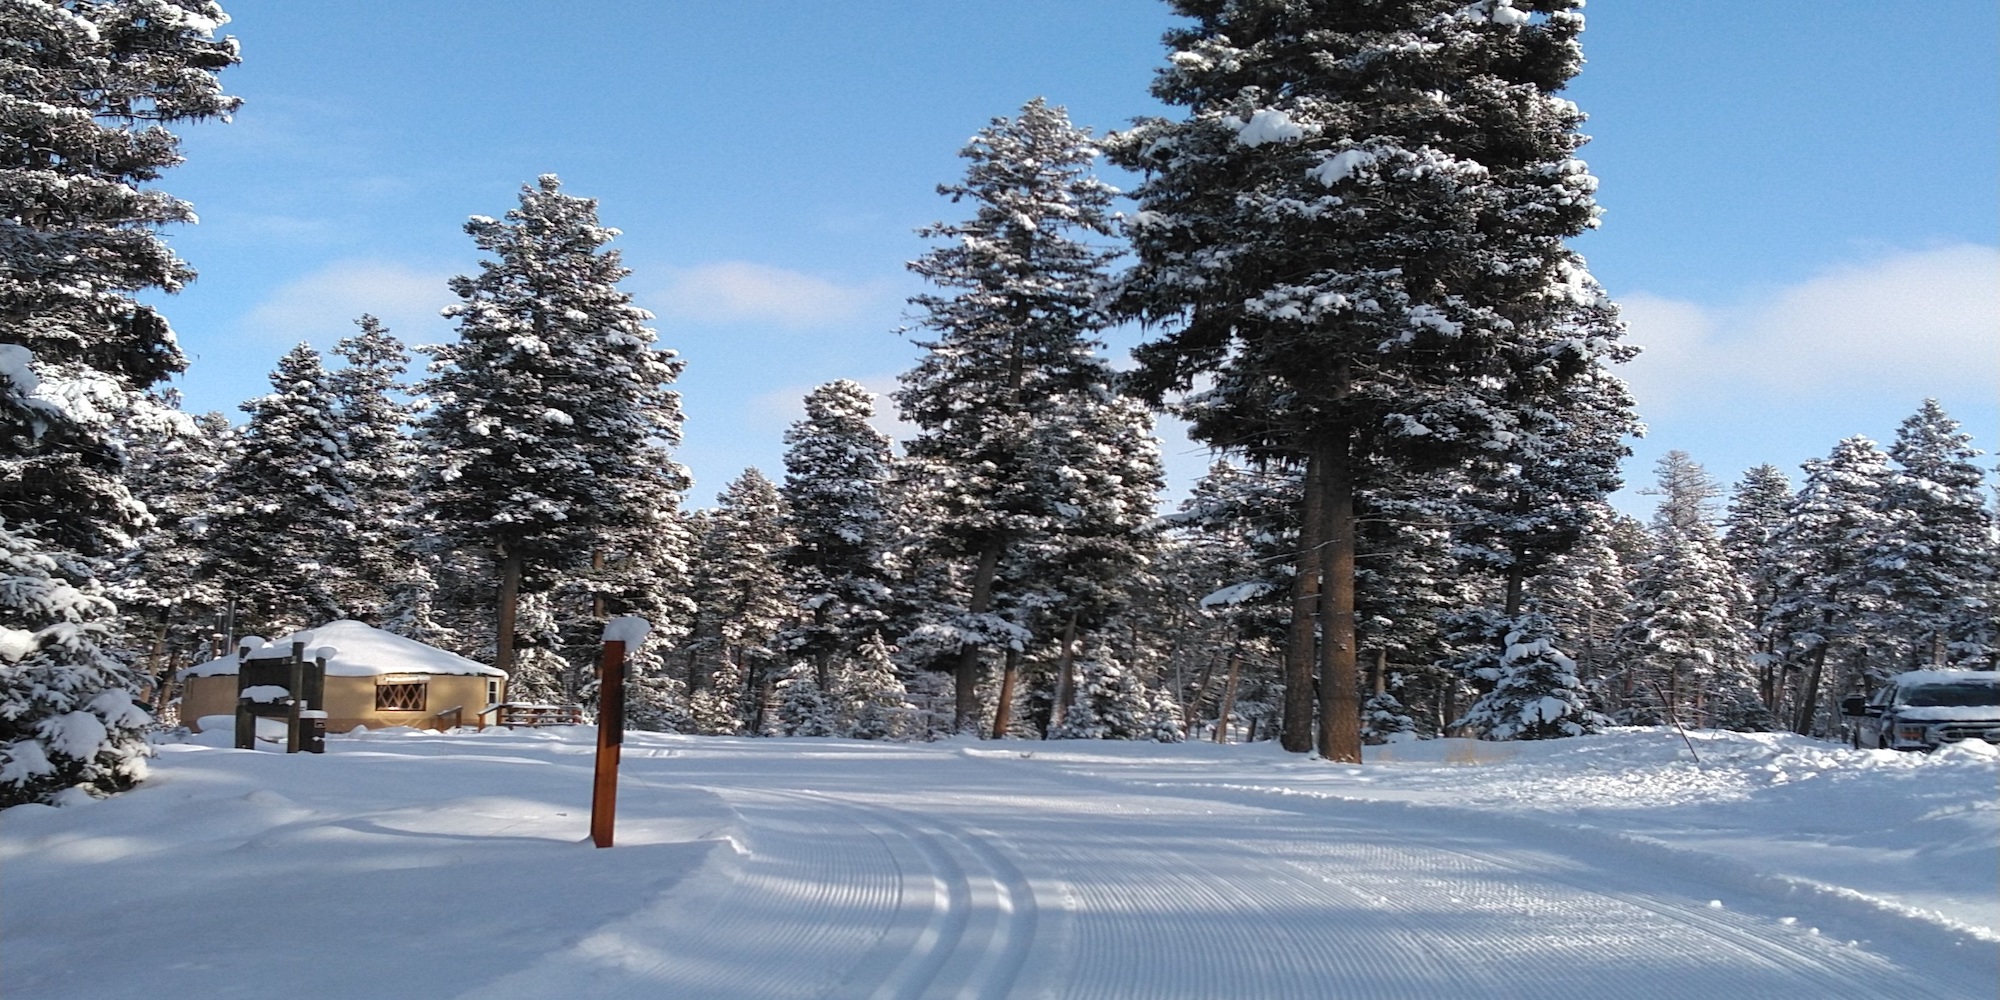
<box><xmin>179</xmin><ymin>621</ymin><xmax>507</xmax><ymax>733</ymax></box>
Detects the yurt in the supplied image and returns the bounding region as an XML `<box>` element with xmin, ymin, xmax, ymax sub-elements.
<box><xmin>179</xmin><ymin>620</ymin><xmax>507</xmax><ymax>733</ymax></box>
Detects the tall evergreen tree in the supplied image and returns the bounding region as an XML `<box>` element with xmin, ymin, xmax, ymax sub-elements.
<box><xmin>1537</xmin><ymin>503</ymin><xmax>1640</xmax><ymax>695</ymax></box>
<box><xmin>895</xmin><ymin>98</ymin><xmax>1123</xmax><ymax>733</ymax></box>
<box><xmin>778</xmin><ymin>380</ymin><xmax>897</xmax><ymax>693</ymax></box>
<box><xmin>1616</xmin><ymin>452</ymin><xmax>1762</xmax><ymax>728</ymax></box>
<box><xmin>0</xmin><ymin>0</ymin><xmax>239</xmax><ymax>558</ymax></box>
<box><xmin>681</xmin><ymin>470</ymin><xmax>792</xmax><ymax>734</ymax></box>
<box><xmin>1875</xmin><ymin>400</ymin><xmax>1996</xmax><ymax>668</ymax></box>
<box><xmin>110</xmin><ymin>396</ymin><xmax>225</xmax><ymax>699</ymax></box>
<box><xmin>1723</xmin><ymin>464</ymin><xmax>1794</xmax><ymax>708</ymax></box>
<box><xmin>1003</xmin><ymin>387</ymin><xmax>1165</xmax><ymax>739</ymax></box>
<box><xmin>1</xmin><ymin>1</ymin><xmax>236</xmax><ymax>804</ymax></box>
<box><xmin>1622</xmin><ymin>525</ymin><xmax>1760</xmax><ymax>728</ymax></box>
<box><xmin>1767</xmin><ymin>437</ymin><xmax>1897</xmax><ymax>734</ymax></box>
<box><xmin>1110</xmin><ymin>0</ymin><xmax>1628</xmax><ymax>761</ymax></box>
<box><xmin>1452</xmin><ymin>365</ymin><xmax>1636</xmax><ymax>618</ymax></box>
<box><xmin>328</xmin><ymin>315</ymin><xmax>416</xmax><ymax>624</ymax></box>
<box><xmin>416</xmin><ymin>175</ymin><xmax>690</xmax><ymax>681</ymax></box>
<box><xmin>201</xmin><ymin>344</ymin><xmax>353</xmax><ymax>634</ymax></box>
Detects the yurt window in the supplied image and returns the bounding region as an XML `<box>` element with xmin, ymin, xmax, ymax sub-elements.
<box><xmin>376</xmin><ymin>677</ymin><xmax>428</xmax><ymax>711</ymax></box>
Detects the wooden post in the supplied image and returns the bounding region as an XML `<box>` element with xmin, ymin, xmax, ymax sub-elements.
<box><xmin>592</xmin><ymin>616</ymin><xmax>649</xmax><ymax>849</ymax></box>
<box><xmin>287</xmin><ymin>642</ymin><xmax>306</xmax><ymax>754</ymax></box>
<box><xmin>592</xmin><ymin>639</ymin><xmax>626</xmax><ymax>849</ymax></box>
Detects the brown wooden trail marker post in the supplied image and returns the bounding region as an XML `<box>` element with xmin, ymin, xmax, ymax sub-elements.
<box><xmin>592</xmin><ymin>616</ymin><xmax>650</xmax><ymax>848</ymax></box>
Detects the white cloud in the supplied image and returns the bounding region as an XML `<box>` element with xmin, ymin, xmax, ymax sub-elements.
<box><xmin>1618</xmin><ymin>244</ymin><xmax>1999</xmax><ymax>415</ymax></box>
<box><xmin>653</xmin><ymin>261</ymin><xmax>877</xmax><ymax>328</ymax></box>
<box><xmin>241</xmin><ymin>259</ymin><xmax>455</xmax><ymax>348</ymax></box>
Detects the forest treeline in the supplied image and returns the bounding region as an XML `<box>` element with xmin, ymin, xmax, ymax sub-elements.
<box><xmin>3</xmin><ymin>1</ymin><xmax>1993</xmax><ymax>807</ymax></box>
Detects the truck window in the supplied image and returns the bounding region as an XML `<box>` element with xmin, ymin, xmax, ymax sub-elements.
<box><xmin>1900</xmin><ymin>681</ymin><xmax>2000</xmax><ymax>708</ymax></box>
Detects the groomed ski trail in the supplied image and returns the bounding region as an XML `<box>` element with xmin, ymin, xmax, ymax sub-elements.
<box><xmin>454</xmin><ymin>740</ymin><xmax>1994</xmax><ymax>1000</ymax></box>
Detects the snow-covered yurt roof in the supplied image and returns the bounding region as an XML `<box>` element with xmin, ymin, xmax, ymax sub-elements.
<box><xmin>181</xmin><ymin>620</ymin><xmax>505</xmax><ymax>679</ymax></box>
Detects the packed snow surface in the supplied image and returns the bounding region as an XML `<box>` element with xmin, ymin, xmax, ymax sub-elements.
<box><xmin>180</xmin><ymin>619</ymin><xmax>506</xmax><ymax>678</ymax></box>
<box><xmin>3</xmin><ymin>728</ymin><xmax>1993</xmax><ymax>1000</ymax></box>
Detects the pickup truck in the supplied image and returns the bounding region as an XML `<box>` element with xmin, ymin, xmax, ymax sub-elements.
<box><xmin>1841</xmin><ymin>670</ymin><xmax>2000</xmax><ymax>751</ymax></box>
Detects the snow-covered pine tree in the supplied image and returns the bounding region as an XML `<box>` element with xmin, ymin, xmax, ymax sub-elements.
<box><xmin>201</xmin><ymin>344</ymin><xmax>354</xmax><ymax>634</ymax></box>
<box><xmin>1536</xmin><ymin>503</ymin><xmax>1642</xmax><ymax>696</ymax></box>
<box><xmin>1874</xmin><ymin>400</ymin><xmax>1997</xmax><ymax>669</ymax></box>
<box><xmin>1722</xmin><ymin>464</ymin><xmax>1794</xmax><ymax>710</ymax></box>
<box><xmin>1110</xmin><ymin>0</ymin><xmax>1629</xmax><ymax>761</ymax></box>
<box><xmin>775</xmin><ymin>661</ymin><xmax>836</xmax><ymax>737</ymax></box>
<box><xmin>1144</xmin><ymin>683</ymin><xmax>1188</xmax><ymax>743</ymax></box>
<box><xmin>1767</xmin><ymin>437</ymin><xmax>1898</xmax><ymax>734</ymax></box>
<box><xmin>687</xmin><ymin>653</ymin><xmax>746</xmax><ymax>736</ymax></box>
<box><xmin>328</xmin><ymin>315</ymin><xmax>416</xmax><ymax>624</ymax></box>
<box><xmin>110</xmin><ymin>396</ymin><xmax>226</xmax><ymax>702</ymax></box>
<box><xmin>416</xmin><ymin>175</ymin><xmax>690</xmax><ymax>681</ymax></box>
<box><xmin>0</xmin><ymin>0</ymin><xmax>238</xmax><ymax>559</ymax></box>
<box><xmin>1452</xmin><ymin>365</ymin><xmax>1637</xmax><ymax>618</ymax></box>
<box><xmin>590</xmin><ymin>518</ymin><xmax>698</xmax><ymax>729</ymax></box>
<box><xmin>896</xmin><ymin>98</ymin><xmax>1125</xmax><ymax>734</ymax></box>
<box><xmin>1050</xmin><ymin>647</ymin><xmax>1150</xmax><ymax>741</ymax></box>
<box><xmin>1459</xmin><ymin>609</ymin><xmax>1602</xmax><ymax>741</ymax></box>
<box><xmin>778</xmin><ymin>380</ymin><xmax>896</xmax><ymax>695</ymax></box>
<box><xmin>0</xmin><ymin>518</ymin><xmax>153</xmax><ymax>806</ymax></box>
<box><xmin>836</xmin><ymin>633</ymin><xmax>911</xmax><ymax>740</ymax></box>
<box><xmin>1616</xmin><ymin>452</ymin><xmax>1763</xmax><ymax>729</ymax></box>
<box><xmin>1354</xmin><ymin>466</ymin><xmax>1467</xmax><ymax>709</ymax></box>
<box><xmin>1361</xmin><ymin>688</ymin><xmax>1419</xmax><ymax>745</ymax></box>
<box><xmin>503</xmin><ymin>589</ymin><xmax>565</xmax><ymax>704</ymax></box>
<box><xmin>1151</xmin><ymin>461</ymin><xmax>1290</xmax><ymax>737</ymax></box>
<box><xmin>680</xmin><ymin>470</ymin><xmax>793</xmax><ymax>734</ymax></box>
<box><xmin>1</xmin><ymin>2</ymin><xmax>236</xmax><ymax>804</ymax></box>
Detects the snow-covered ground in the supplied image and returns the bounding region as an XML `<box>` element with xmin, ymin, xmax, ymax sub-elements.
<box><xmin>3</xmin><ymin>727</ymin><xmax>1994</xmax><ymax>1000</ymax></box>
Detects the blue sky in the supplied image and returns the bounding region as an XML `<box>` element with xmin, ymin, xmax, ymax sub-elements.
<box><xmin>156</xmin><ymin>0</ymin><xmax>1998</xmax><ymax>515</ymax></box>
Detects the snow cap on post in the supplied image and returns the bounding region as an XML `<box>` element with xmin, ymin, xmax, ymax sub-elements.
<box><xmin>601</xmin><ymin>616</ymin><xmax>651</xmax><ymax>647</ymax></box>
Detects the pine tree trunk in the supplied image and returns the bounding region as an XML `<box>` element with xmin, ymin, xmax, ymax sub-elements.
<box><xmin>1794</xmin><ymin>645</ymin><xmax>1828</xmax><ymax>735</ymax></box>
<box><xmin>1051</xmin><ymin>612</ymin><xmax>1079</xmax><ymax>729</ymax></box>
<box><xmin>591</xmin><ymin>549</ymin><xmax>606</xmax><ymax>619</ymax></box>
<box><xmin>1316</xmin><ymin>439</ymin><xmax>1362</xmax><ymax>763</ymax></box>
<box><xmin>496</xmin><ymin>549</ymin><xmax>523</xmax><ymax>677</ymax></box>
<box><xmin>1374</xmin><ymin>648</ymin><xmax>1389</xmax><ymax>697</ymax></box>
<box><xmin>1187</xmin><ymin>653</ymin><xmax>1219</xmax><ymax>736</ymax></box>
<box><xmin>1667</xmin><ymin>661</ymin><xmax>1680</xmax><ymax>722</ymax></box>
<box><xmin>814</xmin><ymin>603</ymin><xmax>833</xmax><ymax>694</ymax></box>
<box><xmin>1281</xmin><ymin>453</ymin><xmax>1325</xmax><ymax>753</ymax></box>
<box><xmin>992</xmin><ymin>647</ymin><xmax>1019</xmax><ymax>739</ymax></box>
<box><xmin>1215</xmin><ymin>649</ymin><xmax>1244</xmax><ymax>744</ymax></box>
<box><xmin>1759</xmin><ymin>638</ymin><xmax>1777</xmax><ymax>709</ymax></box>
<box><xmin>954</xmin><ymin>545</ymin><xmax>1002</xmax><ymax>734</ymax></box>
